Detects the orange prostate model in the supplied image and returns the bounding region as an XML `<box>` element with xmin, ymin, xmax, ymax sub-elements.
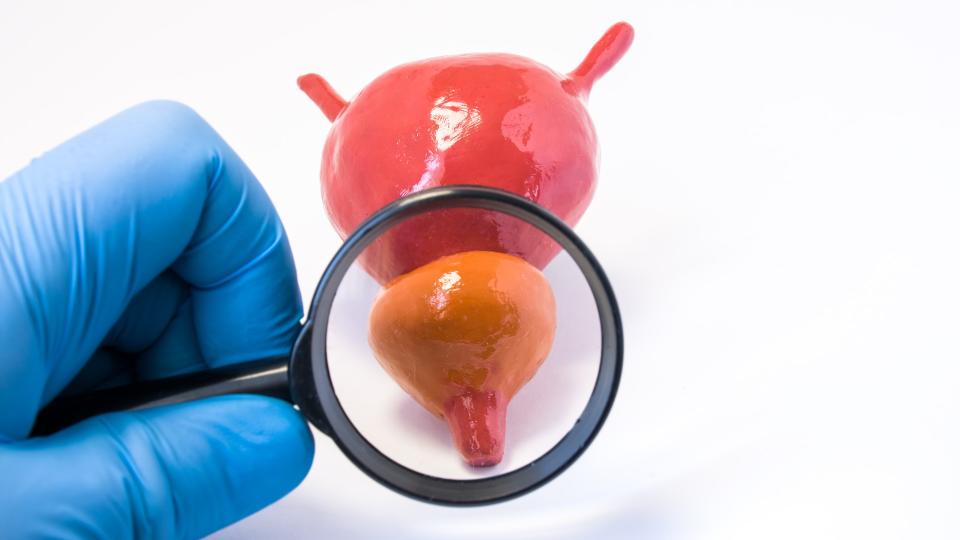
<box><xmin>368</xmin><ymin>251</ymin><xmax>556</xmax><ymax>466</ymax></box>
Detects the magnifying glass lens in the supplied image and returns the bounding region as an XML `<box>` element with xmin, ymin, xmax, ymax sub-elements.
<box><xmin>325</xmin><ymin>205</ymin><xmax>601</xmax><ymax>480</ymax></box>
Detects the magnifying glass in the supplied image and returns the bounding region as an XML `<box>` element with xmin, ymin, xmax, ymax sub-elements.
<box><xmin>33</xmin><ymin>185</ymin><xmax>623</xmax><ymax>506</ymax></box>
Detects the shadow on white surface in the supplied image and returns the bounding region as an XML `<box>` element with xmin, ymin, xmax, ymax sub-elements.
<box><xmin>390</xmin><ymin>395</ymin><xmax>452</xmax><ymax>452</ymax></box>
<box><xmin>212</xmin><ymin>469</ymin><xmax>677</xmax><ymax>540</ymax></box>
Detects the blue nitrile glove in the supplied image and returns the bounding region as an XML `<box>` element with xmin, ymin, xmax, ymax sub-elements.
<box><xmin>0</xmin><ymin>101</ymin><xmax>315</xmax><ymax>538</ymax></box>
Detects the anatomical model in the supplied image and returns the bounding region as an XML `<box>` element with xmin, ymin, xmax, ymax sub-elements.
<box><xmin>300</xmin><ymin>22</ymin><xmax>632</xmax><ymax>466</ymax></box>
<box><xmin>368</xmin><ymin>251</ymin><xmax>556</xmax><ymax>466</ymax></box>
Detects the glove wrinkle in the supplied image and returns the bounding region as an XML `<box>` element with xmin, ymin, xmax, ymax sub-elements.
<box><xmin>97</xmin><ymin>415</ymin><xmax>166</xmax><ymax>540</ymax></box>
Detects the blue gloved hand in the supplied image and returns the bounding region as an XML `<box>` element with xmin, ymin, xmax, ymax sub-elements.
<box><xmin>0</xmin><ymin>101</ymin><xmax>315</xmax><ymax>538</ymax></box>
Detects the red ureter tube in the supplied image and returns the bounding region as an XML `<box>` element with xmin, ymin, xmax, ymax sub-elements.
<box><xmin>444</xmin><ymin>389</ymin><xmax>508</xmax><ymax>467</ymax></box>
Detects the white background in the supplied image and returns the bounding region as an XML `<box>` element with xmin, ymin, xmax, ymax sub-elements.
<box><xmin>2</xmin><ymin>1</ymin><xmax>959</xmax><ymax>538</ymax></box>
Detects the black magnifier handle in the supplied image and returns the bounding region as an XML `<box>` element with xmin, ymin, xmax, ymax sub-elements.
<box><xmin>31</xmin><ymin>356</ymin><xmax>290</xmax><ymax>437</ymax></box>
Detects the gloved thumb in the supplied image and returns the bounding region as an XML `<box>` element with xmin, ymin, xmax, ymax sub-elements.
<box><xmin>0</xmin><ymin>396</ymin><xmax>314</xmax><ymax>539</ymax></box>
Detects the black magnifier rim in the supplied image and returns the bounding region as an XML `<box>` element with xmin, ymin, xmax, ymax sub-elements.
<box><xmin>290</xmin><ymin>185</ymin><xmax>623</xmax><ymax>506</ymax></box>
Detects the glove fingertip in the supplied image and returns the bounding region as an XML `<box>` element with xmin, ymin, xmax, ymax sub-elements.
<box><xmin>128</xmin><ymin>395</ymin><xmax>316</xmax><ymax>537</ymax></box>
<box><xmin>0</xmin><ymin>397</ymin><xmax>315</xmax><ymax>539</ymax></box>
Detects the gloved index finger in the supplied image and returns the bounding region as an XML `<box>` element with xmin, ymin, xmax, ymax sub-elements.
<box><xmin>0</xmin><ymin>101</ymin><xmax>302</xmax><ymax>437</ymax></box>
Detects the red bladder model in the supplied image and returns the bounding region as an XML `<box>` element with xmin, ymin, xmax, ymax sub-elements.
<box><xmin>300</xmin><ymin>22</ymin><xmax>632</xmax><ymax>466</ymax></box>
<box><xmin>300</xmin><ymin>22</ymin><xmax>633</xmax><ymax>284</ymax></box>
